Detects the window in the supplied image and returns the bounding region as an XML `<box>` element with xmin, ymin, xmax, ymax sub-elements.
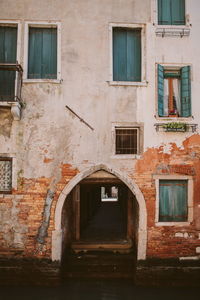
<box><xmin>113</xmin><ymin>28</ymin><xmax>141</xmax><ymax>82</ymax></box>
<box><xmin>158</xmin><ymin>0</ymin><xmax>185</xmax><ymax>25</ymax></box>
<box><xmin>159</xmin><ymin>180</ymin><xmax>187</xmax><ymax>222</ymax></box>
<box><xmin>0</xmin><ymin>158</ymin><xmax>12</xmax><ymax>193</ymax></box>
<box><xmin>115</xmin><ymin>128</ymin><xmax>138</xmax><ymax>154</ymax></box>
<box><xmin>157</xmin><ymin>64</ymin><xmax>191</xmax><ymax>117</ymax></box>
<box><xmin>0</xmin><ymin>25</ymin><xmax>17</xmax><ymax>101</ymax></box>
<box><xmin>28</xmin><ymin>26</ymin><xmax>57</xmax><ymax>79</ymax></box>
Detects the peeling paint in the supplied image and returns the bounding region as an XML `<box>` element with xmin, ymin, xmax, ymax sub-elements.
<box><xmin>0</xmin><ymin>196</ymin><xmax>28</xmax><ymax>248</ymax></box>
<box><xmin>37</xmin><ymin>189</ymin><xmax>55</xmax><ymax>245</ymax></box>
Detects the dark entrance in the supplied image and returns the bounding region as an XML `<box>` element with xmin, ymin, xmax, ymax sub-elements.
<box><xmin>80</xmin><ymin>183</ymin><xmax>128</xmax><ymax>241</ymax></box>
<box><xmin>61</xmin><ymin>170</ymin><xmax>138</xmax><ymax>278</ymax></box>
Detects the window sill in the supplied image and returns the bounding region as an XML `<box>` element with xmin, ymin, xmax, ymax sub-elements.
<box><xmin>111</xmin><ymin>154</ymin><xmax>141</xmax><ymax>159</ymax></box>
<box><xmin>155</xmin><ymin>26</ymin><xmax>190</xmax><ymax>37</ymax></box>
<box><xmin>23</xmin><ymin>79</ymin><xmax>61</xmax><ymax>84</ymax></box>
<box><xmin>155</xmin><ymin>221</ymin><xmax>191</xmax><ymax>227</ymax></box>
<box><xmin>0</xmin><ymin>101</ymin><xmax>12</xmax><ymax>107</ymax></box>
<box><xmin>108</xmin><ymin>81</ymin><xmax>147</xmax><ymax>87</ymax></box>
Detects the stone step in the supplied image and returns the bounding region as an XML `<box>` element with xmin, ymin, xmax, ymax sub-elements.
<box><xmin>61</xmin><ymin>252</ymin><xmax>136</xmax><ymax>279</ymax></box>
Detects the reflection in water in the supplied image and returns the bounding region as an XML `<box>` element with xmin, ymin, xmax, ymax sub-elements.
<box><xmin>0</xmin><ymin>279</ymin><xmax>199</xmax><ymax>300</ymax></box>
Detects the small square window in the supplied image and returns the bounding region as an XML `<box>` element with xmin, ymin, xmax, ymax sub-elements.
<box><xmin>158</xmin><ymin>0</ymin><xmax>185</xmax><ymax>26</ymax></box>
<box><xmin>28</xmin><ymin>27</ymin><xmax>57</xmax><ymax>79</ymax></box>
<box><xmin>115</xmin><ymin>128</ymin><xmax>138</xmax><ymax>155</ymax></box>
<box><xmin>157</xmin><ymin>64</ymin><xmax>191</xmax><ymax>117</ymax></box>
<box><xmin>159</xmin><ymin>180</ymin><xmax>188</xmax><ymax>222</ymax></box>
<box><xmin>0</xmin><ymin>158</ymin><xmax>12</xmax><ymax>193</ymax></box>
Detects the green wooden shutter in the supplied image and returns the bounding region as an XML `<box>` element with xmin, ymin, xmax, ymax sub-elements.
<box><xmin>28</xmin><ymin>28</ymin><xmax>42</xmax><ymax>79</ymax></box>
<box><xmin>158</xmin><ymin>0</ymin><xmax>171</xmax><ymax>25</ymax></box>
<box><xmin>171</xmin><ymin>0</ymin><xmax>185</xmax><ymax>25</ymax></box>
<box><xmin>157</xmin><ymin>64</ymin><xmax>164</xmax><ymax>116</ymax></box>
<box><xmin>173</xmin><ymin>181</ymin><xmax>187</xmax><ymax>221</ymax></box>
<box><xmin>127</xmin><ymin>30</ymin><xmax>141</xmax><ymax>81</ymax></box>
<box><xmin>159</xmin><ymin>180</ymin><xmax>187</xmax><ymax>222</ymax></box>
<box><xmin>181</xmin><ymin>66</ymin><xmax>191</xmax><ymax>117</ymax></box>
<box><xmin>113</xmin><ymin>28</ymin><xmax>127</xmax><ymax>81</ymax></box>
<box><xmin>0</xmin><ymin>26</ymin><xmax>17</xmax><ymax>101</ymax></box>
<box><xmin>159</xmin><ymin>181</ymin><xmax>171</xmax><ymax>221</ymax></box>
<box><xmin>113</xmin><ymin>28</ymin><xmax>141</xmax><ymax>82</ymax></box>
<box><xmin>28</xmin><ymin>27</ymin><xmax>57</xmax><ymax>79</ymax></box>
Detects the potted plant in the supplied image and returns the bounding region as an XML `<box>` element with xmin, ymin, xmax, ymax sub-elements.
<box><xmin>163</xmin><ymin>122</ymin><xmax>187</xmax><ymax>132</ymax></box>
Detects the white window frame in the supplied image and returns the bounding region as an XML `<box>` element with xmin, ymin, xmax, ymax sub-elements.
<box><xmin>153</xmin><ymin>175</ymin><xmax>193</xmax><ymax>226</ymax></box>
<box><xmin>24</xmin><ymin>21</ymin><xmax>61</xmax><ymax>83</ymax></box>
<box><xmin>155</xmin><ymin>62</ymin><xmax>193</xmax><ymax>121</ymax></box>
<box><xmin>152</xmin><ymin>0</ymin><xmax>190</xmax><ymax>36</ymax></box>
<box><xmin>108</xmin><ymin>23</ymin><xmax>147</xmax><ymax>86</ymax></box>
<box><xmin>111</xmin><ymin>123</ymin><xmax>143</xmax><ymax>159</ymax></box>
<box><xmin>0</xmin><ymin>20</ymin><xmax>22</xmax><ymax>106</ymax></box>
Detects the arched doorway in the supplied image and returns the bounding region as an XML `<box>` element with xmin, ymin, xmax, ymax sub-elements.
<box><xmin>52</xmin><ymin>164</ymin><xmax>147</xmax><ymax>262</ymax></box>
<box><xmin>61</xmin><ymin>170</ymin><xmax>138</xmax><ymax>254</ymax></box>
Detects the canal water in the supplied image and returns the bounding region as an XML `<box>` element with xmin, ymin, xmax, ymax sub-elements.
<box><xmin>1</xmin><ymin>279</ymin><xmax>199</xmax><ymax>300</ymax></box>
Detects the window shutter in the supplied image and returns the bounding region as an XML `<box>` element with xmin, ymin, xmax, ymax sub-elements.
<box><xmin>157</xmin><ymin>64</ymin><xmax>164</xmax><ymax>117</ymax></box>
<box><xmin>159</xmin><ymin>182</ymin><xmax>170</xmax><ymax>222</ymax></box>
<box><xmin>173</xmin><ymin>181</ymin><xmax>187</xmax><ymax>222</ymax></box>
<box><xmin>113</xmin><ymin>28</ymin><xmax>127</xmax><ymax>81</ymax></box>
<box><xmin>158</xmin><ymin>0</ymin><xmax>171</xmax><ymax>25</ymax></box>
<box><xmin>159</xmin><ymin>180</ymin><xmax>187</xmax><ymax>222</ymax></box>
<box><xmin>181</xmin><ymin>66</ymin><xmax>191</xmax><ymax>117</ymax></box>
<box><xmin>28</xmin><ymin>27</ymin><xmax>57</xmax><ymax>79</ymax></box>
<box><xmin>0</xmin><ymin>26</ymin><xmax>17</xmax><ymax>63</ymax></box>
<box><xmin>127</xmin><ymin>30</ymin><xmax>141</xmax><ymax>82</ymax></box>
<box><xmin>28</xmin><ymin>28</ymin><xmax>43</xmax><ymax>79</ymax></box>
<box><xmin>0</xmin><ymin>26</ymin><xmax>17</xmax><ymax>101</ymax></box>
<box><xmin>171</xmin><ymin>0</ymin><xmax>185</xmax><ymax>25</ymax></box>
<box><xmin>113</xmin><ymin>28</ymin><xmax>141</xmax><ymax>82</ymax></box>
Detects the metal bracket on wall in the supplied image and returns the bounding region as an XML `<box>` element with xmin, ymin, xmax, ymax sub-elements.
<box><xmin>65</xmin><ymin>105</ymin><xmax>94</xmax><ymax>131</ymax></box>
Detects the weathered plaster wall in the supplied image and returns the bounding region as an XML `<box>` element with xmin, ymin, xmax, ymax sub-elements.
<box><xmin>0</xmin><ymin>0</ymin><xmax>200</xmax><ymax>260</ymax></box>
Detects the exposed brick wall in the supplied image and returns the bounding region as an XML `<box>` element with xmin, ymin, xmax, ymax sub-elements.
<box><xmin>1</xmin><ymin>136</ymin><xmax>200</xmax><ymax>260</ymax></box>
<box><xmin>0</xmin><ymin>164</ymin><xmax>79</xmax><ymax>258</ymax></box>
<box><xmin>133</xmin><ymin>134</ymin><xmax>200</xmax><ymax>258</ymax></box>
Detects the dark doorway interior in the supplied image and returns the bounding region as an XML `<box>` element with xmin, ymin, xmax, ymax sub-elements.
<box><xmin>80</xmin><ymin>183</ymin><xmax>128</xmax><ymax>241</ymax></box>
<box><xmin>61</xmin><ymin>171</ymin><xmax>138</xmax><ymax>279</ymax></box>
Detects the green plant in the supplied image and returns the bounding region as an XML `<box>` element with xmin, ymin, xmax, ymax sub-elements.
<box><xmin>163</xmin><ymin>122</ymin><xmax>187</xmax><ymax>130</ymax></box>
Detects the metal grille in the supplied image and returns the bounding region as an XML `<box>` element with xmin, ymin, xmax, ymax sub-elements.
<box><xmin>0</xmin><ymin>159</ymin><xmax>12</xmax><ymax>192</ymax></box>
<box><xmin>115</xmin><ymin>128</ymin><xmax>138</xmax><ymax>154</ymax></box>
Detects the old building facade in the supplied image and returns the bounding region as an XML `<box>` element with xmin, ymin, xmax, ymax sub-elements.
<box><xmin>0</xmin><ymin>0</ymin><xmax>200</xmax><ymax>272</ymax></box>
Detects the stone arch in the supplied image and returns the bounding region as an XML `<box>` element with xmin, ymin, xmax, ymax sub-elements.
<box><xmin>52</xmin><ymin>163</ymin><xmax>147</xmax><ymax>261</ymax></box>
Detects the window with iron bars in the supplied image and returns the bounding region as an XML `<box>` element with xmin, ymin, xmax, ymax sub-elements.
<box><xmin>0</xmin><ymin>158</ymin><xmax>12</xmax><ymax>193</ymax></box>
<box><xmin>115</xmin><ymin>127</ymin><xmax>138</xmax><ymax>155</ymax></box>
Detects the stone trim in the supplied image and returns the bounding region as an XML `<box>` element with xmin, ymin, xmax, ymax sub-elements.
<box><xmin>52</xmin><ymin>163</ymin><xmax>147</xmax><ymax>261</ymax></box>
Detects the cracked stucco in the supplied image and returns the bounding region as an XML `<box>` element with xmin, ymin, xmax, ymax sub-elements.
<box><xmin>0</xmin><ymin>196</ymin><xmax>28</xmax><ymax>248</ymax></box>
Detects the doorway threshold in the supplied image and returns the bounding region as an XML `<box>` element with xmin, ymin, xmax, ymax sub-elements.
<box><xmin>71</xmin><ymin>239</ymin><xmax>133</xmax><ymax>254</ymax></box>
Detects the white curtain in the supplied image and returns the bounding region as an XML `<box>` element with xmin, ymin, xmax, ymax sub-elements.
<box><xmin>173</xmin><ymin>79</ymin><xmax>181</xmax><ymax>116</ymax></box>
<box><xmin>164</xmin><ymin>78</ymin><xmax>181</xmax><ymax>116</ymax></box>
